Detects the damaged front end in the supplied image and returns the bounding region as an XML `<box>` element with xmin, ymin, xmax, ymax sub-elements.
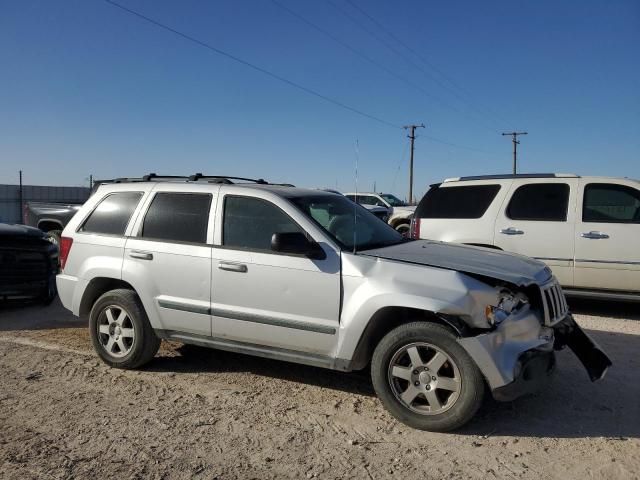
<box><xmin>458</xmin><ymin>278</ymin><xmax>612</xmax><ymax>402</ymax></box>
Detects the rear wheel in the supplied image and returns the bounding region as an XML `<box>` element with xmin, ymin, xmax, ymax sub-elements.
<box><xmin>371</xmin><ymin>322</ymin><xmax>484</xmax><ymax>431</ymax></box>
<box><xmin>47</xmin><ymin>230</ymin><xmax>62</xmax><ymax>247</ymax></box>
<box><xmin>395</xmin><ymin>223</ymin><xmax>410</xmax><ymax>236</ymax></box>
<box><xmin>89</xmin><ymin>289</ymin><xmax>160</xmax><ymax>369</ymax></box>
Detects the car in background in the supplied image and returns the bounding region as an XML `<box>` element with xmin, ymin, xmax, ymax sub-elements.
<box><xmin>24</xmin><ymin>201</ymin><xmax>84</xmax><ymax>246</ymax></box>
<box><xmin>322</xmin><ymin>189</ymin><xmax>389</xmax><ymax>223</ymax></box>
<box><xmin>411</xmin><ymin>173</ymin><xmax>640</xmax><ymax>301</ymax></box>
<box><xmin>344</xmin><ymin>192</ymin><xmax>414</xmax><ymax>234</ymax></box>
<box><xmin>0</xmin><ymin>223</ymin><xmax>59</xmax><ymax>304</ymax></box>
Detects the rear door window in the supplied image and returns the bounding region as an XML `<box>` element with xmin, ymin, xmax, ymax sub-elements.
<box><xmin>416</xmin><ymin>184</ymin><xmax>501</xmax><ymax>219</ymax></box>
<box><xmin>583</xmin><ymin>183</ymin><xmax>640</xmax><ymax>223</ymax></box>
<box><xmin>506</xmin><ymin>183</ymin><xmax>569</xmax><ymax>221</ymax></box>
<box><xmin>141</xmin><ymin>193</ymin><xmax>212</xmax><ymax>244</ymax></box>
<box><xmin>80</xmin><ymin>192</ymin><xmax>143</xmax><ymax>235</ymax></box>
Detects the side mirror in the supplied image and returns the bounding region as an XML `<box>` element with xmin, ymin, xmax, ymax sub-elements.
<box><xmin>271</xmin><ymin>232</ymin><xmax>325</xmax><ymax>259</ymax></box>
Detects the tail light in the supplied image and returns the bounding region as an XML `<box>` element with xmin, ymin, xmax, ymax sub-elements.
<box><xmin>59</xmin><ymin>236</ymin><xmax>73</xmax><ymax>270</ymax></box>
<box><xmin>410</xmin><ymin>217</ymin><xmax>421</xmax><ymax>239</ymax></box>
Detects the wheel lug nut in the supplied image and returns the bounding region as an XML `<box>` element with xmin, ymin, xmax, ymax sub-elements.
<box><xmin>414</xmin><ymin>381</ymin><xmax>420</xmax><ymax>386</ymax></box>
<box><xmin>426</xmin><ymin>385</ymin><xmax>431</xmax><ymax>390</ymax></box>
<box><xmin>432</xmin><ymin>376</ymin><xmax>437</xmax><ymax>381</ymax></box>
<box><xmin>413</xmin><ymin>370</ymin><xmax>418</xmax><ymax>375</ymax></box>
<box><xmin>424</xmin><ymin>367</ymin><xmax>429</xmax><ymax>371</ymax></box>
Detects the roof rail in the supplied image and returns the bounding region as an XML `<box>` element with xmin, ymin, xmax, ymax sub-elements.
<box><xmin>94</xmin><ymin>173</ymin><xmax>275</xmax><ymax>186</ymax></box>
<box><xmin>443</xmin><ymin>173</ymin><xmax>580</xmax><ymax>182</ymax></box>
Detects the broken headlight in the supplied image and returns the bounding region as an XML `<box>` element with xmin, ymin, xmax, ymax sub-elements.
<box><xmin>485</xmin><ymin>289</ymin><xmax>528</xmax><ymax>326</ymax></box>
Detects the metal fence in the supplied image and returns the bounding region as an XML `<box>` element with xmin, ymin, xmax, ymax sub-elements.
<box><xmin>0</xmin><ymin>184</ymin><xmax>90</xmax><ymax>224</ymax></box>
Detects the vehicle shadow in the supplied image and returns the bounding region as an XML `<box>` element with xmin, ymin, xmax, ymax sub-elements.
<box><xmin>0</xmin><ymin>297</ymin><xmax>85</xmax><ymax>331</ymax></box>
<box><xmin>149</xmin><ymin>344</ymin><xmax>376</xmax><ymax>397</ymax></box>
<box><xmin>568</xmin><ymin>296</ymin><xmax>640</xmax><ymax>320</ymax></box>
<box><xmin>148</xmin><ymin>327</ymin><xmax>639</xmax><ymax>439</ymax></box>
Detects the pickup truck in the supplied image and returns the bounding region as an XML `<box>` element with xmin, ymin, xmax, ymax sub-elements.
<box><xmin>24</xmin><ymin>201</ymin><xmax>84</xmax><ymax>245</ymax></box>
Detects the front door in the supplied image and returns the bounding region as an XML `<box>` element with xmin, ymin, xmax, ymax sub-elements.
<box><xmin>123</xmin><ymin>187</ymin><xmax>217</xmax><ymax>337</ymax></box>
<box><xmin>211</xmin><ymin>192</ymin><xmax>340</xmax><ymax>356</ymax></box>
<box><xmin>574</xmin><ymin>181</ymin><xmax>640</xmax><ymax>292</ymax></box>
<box><xmin>494</xmin><ymin>180</ymin><xmax>578</xmax><ymax>286</ymax></box>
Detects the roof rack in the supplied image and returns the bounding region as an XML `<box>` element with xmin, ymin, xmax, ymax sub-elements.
<box><xmin>443</xmin><ymin>173</ymin><xmax>580</xmax><ymax>182</ymax></box>
<box><xmin>94</xmin><ymin>173</ymin><xmax>276</xmax><ymax>186</ymax></box>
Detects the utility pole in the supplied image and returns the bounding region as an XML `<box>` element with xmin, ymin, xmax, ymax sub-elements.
<box><xmin>19</xmin><ymin>170</ymin><xmax>23</xmax><ymax>223</ymax></box>
<box><xmin>89</xmin><ymin>174</ymin><xmax>93</xmax><ymax>189</ymax></box>
<box><xmin>403</xmin><ymin>123</ymin><xmax>425</xmax><ymax>204</ymax></box>
<box><xmin>502</xmin><ymin>131</ymin><xmax>528</xmax><ymax>174</ymax></box>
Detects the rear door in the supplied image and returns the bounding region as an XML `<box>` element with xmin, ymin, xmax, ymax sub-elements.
<box><xmin>574</xmin><ymin>180</ymin><xmax>640</xmax><ymax>292</ymax></box>
<box><xmin>123</xmin><ymin>184</ymin><xmax>218</xmax><ymax>337</ymax></box>
<box><xmin>494</xmin><ymin>179</ymin><xmax>579</xmax><ymax>286</ymax></box>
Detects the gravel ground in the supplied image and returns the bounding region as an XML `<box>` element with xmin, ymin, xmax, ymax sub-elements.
<box><xmin>0</xmin><ymin>298</ymin><xmax>639</xmax><ymax>479</ymax></box>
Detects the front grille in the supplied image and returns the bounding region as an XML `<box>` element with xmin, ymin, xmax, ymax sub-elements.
<box><xmin>0</xmin><ymin>249</ymin><xmax>49</xmax><ymax>285</ymax></box>
<box><xmin>540</xmin><ymin>279</ymin><xmax>568</xmax><ymax>326</ymax></box>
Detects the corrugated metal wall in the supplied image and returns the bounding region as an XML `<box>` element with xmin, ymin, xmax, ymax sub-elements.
<box><xmin>0</xmin><ymin>184</ymin><xmax>90</xmax><ymax>224</ymax></box>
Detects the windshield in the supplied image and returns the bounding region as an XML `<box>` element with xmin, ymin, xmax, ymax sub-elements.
<box><xmin>290</xmin><ymin>194</ymin><xmax>404</xmax><ymax>251</ymax></box>
<box><xmin>380</xmin><ymin>194</ymin><xmax>407</xmax><ymax>207</ymax></box>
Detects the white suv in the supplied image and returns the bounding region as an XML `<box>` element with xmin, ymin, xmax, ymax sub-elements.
<box><xmin>56</xmin><ymin>174</ymin><xmax>610</xmax><ymax>431</ymax></box>
<box><xmin>411</xmin><ymin>174</ymin><xmax>640</xmax><ymax>300</ymax></box>
<box><xmin>344</xmin><ymin>192</ymin><xmax>415</xmax><ymax>233</ymax></box>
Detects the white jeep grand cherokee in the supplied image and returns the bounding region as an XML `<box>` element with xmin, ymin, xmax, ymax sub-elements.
<box><xmin>411</xmin><ymin>174</ymin><xmax>640</xmax><ymax>301</ymax></box>
<box><xmin>56</xmin><ymin>174</ymin><xmax>611</xmax><ymax>431</ymax></box>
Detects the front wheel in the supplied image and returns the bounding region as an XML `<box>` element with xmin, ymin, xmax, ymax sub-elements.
<box><xmin>371</xmin><ymin>322</ymin><xmax>484</xmax><ymax>431</ymax></box>
<box><xmin>89</xmin><ymin>289</ymin><xmax>160</xmax><ymax>369</ymax></box>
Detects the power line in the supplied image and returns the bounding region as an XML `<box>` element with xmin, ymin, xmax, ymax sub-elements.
<box><xmin>345</xmin><ymin>0</ymin><xmax>511</xmax><ymax>128</ymax></box>
<box><xmin>102</xmin><ymin>0</ymin><xmax>497</xmax><ymax>156</ymax></box>
<box><xmin>270</xmin><ymin>0</ymin><xmax>456</xmax><ymax>112</ymax></box>
<box><xmin>102</xmin><ymin>0</ymin><xmax>401</xmax><ymax>129</ymax></box>
<box><xmin>327</xmin><ymin>0</ymin><xmax>504</xmax><ymax>133</ymax></box>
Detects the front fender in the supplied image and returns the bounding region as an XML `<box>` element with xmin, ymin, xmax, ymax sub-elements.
<box><xmin>335</xmin><ymin>253</ymin><xmax>496</xmax><ymax>362</ymax></box>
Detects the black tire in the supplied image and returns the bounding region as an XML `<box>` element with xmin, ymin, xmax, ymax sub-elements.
<box><xmin>371</xmin><ymin>322</ymin><xmax>484</xmax><ymax>432</ymax></box>
<box><xmin>89</xmin><ymin>289</ymin><xmax>160</xmax><ymax>369</ymax></box>
<box><xmin>395</xmin><ymin>223</ymin><xmax>410</xmax><ymax>236</ymax></box>
<box><xmin>40</xmin><ymin>272</ymin><xmax>57</xmax><ymax>305</ymax></box>
<box><xmin>47</xmin><ymin>230</ymin><xmax>62</xmax><ymax>248</ymax></box>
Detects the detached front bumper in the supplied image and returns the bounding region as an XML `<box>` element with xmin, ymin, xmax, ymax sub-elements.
<box><xmin>458</xmin><ymin>309</ymin><xmax>611</xmax><ymax>402</ymax></box>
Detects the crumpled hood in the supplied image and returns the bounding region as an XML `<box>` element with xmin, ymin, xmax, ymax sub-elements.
<box><xmin>362</xmin><ymin>240</ymin><xmax>552</xmax><ymax>287</ymax></box>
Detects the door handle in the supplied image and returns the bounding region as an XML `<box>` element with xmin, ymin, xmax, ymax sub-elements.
<box><xmin>581</xmin><ymin>231</ymin><xmax>609</xmax><ymax>239</ymax></box>
<box><xmin>500</xmin><ymin>227</ymin><xmax>524</xmax><ymax>235</ymax></box>
<box><xmin>129</xmin><ymin>250</ymin><xmax>153</xmax><ymax>260</ymax></box>
<box><xmin>218</xmin><ymin>262</ymin><xmax>248</xmax><ymax>273</ymax></box>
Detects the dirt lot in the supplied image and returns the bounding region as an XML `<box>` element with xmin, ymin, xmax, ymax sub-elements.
<box><xmin>1</xmin><ymin>298</ymin><xmax>639</xmax><ymax>480</ymax></box>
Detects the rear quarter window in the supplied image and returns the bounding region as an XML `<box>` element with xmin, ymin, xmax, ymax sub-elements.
<box><xmin>80</xmin><ymin>192</ymin><xmax>143</xmax><ymax>236</ymax></box>
<box><xmin>415</xmin><ymin>184</ymin><xmax>501</xmax><ymax>219</ymax></box>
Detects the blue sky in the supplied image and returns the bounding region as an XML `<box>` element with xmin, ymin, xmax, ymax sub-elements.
<box><xmin>1</xmin><ymin>0</ymin><xmax>638</xmax><ymax>200</ymax></box>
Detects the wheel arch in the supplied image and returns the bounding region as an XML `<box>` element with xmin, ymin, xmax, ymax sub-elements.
<box><xmin>37</xmin><ymin>219</ymin><xmax>64</xmax><ymax>233</ymax></box>
<box><xmin>79</xmin><ymin>277</ymin><xmax>137</xmax><ymax>317</ymax></box>
<box><xmin>345</xmin><ymin>306</ymin><xmax>467</xmax><ymax>371</ymax></box>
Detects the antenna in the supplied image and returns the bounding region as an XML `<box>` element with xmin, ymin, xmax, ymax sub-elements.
<box><xmin>353</xmin><ymin>139</ymin><xmax>359</xmax><ymax>254</ymax></box>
